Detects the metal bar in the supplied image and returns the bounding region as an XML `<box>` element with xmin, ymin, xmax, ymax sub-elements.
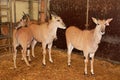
<box><xmin>0</xmin><ymin>1</ymin><xmax>1</xmax><ymax>23</ymax></box>
<box><xmin>38</xmin><ymin>0</ymin><xmax>40</xmax><ymax>22</ymax></box>
<box><xmin>0</xmin><ymin>35</ymin><xmax>10</xmax><ymax>39</ymax></box>
<box><xmin>85</xmin><ymin>0</ymin><xmax>89</xmax><ymax>29</ymax></box>
<box><xmin>47</xmin><ymin>0</ymin><xmax>50</xmax><ymax>20</ymax></box>
<box><xmin>14</xmin><ymin>0</ymin><xmax>16</xmax><ymax>23</ymax></box>
<box><xmin>0</xmin><ymin>0</ymin><xmax>13</xmax><ymax>53</ymax></box>
<box><xmin>44</xmin><ymin>0</ymin><xmax>47</xmax><ymax>20</ymax></box>
<box><xmin>0</xmin><ymin>15</ymin><xmax>9</xmax><ymax>17</ymax></box>
<box><xmin>40</xmin><ymin>0</ymin><xmax>46</xmax><ymax>23</ymax></box>
<box><xmin>9</xmin><ymin>0</ymin><xmax>13</xmax><ymax>53</ymax></box>
<box><xmin>29</xmin><ymin>0</ymin><xmax>33</xmax><ymax>19</ymax></box>
<box><xmin>0</xmin><ymin>5</ymin><xmax>9</xmax><ymax>10</ymax></box>
<box><xmin>0</xmin><ymin>44</ymin><xmax>11</xmax><ymax>48</ymax></box>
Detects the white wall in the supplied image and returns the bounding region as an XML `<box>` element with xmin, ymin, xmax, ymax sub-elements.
<box><xmin>13</xmin><ymin>1</ymin><xmax>39</xmax><ymax>22</ymax></box>
<box><xmin>1</xmin><ymin>1</ymin><xmax>39</xmax><ymax>22</ymax></box>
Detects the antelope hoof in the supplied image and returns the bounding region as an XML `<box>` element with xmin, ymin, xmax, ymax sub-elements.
<box><xmin>91</xmin><ymin>70</ymin><xmax>94</xmax><ymax>75</ymax></box>
<box><xmin>68</xmin><ymin>64</ymin><xmax>71</xmax><ymax>67</ymax></box>
<box><xmin>42</xmin><ymin>63</ymin><xmax>46</xmax><ymax>66</ymax></box>
<box><xmin>68</xmin><ymin>65</ymin><xmax>71</xmax><ymax>67</ymax></box>
<box><xmin>32</xmin><ymin>55</ymin><xmax>35</xmax><ymax>58</ymax></box>
<box><xmin>91</xmin><ymin>72</ymin><xmax>95</xmax><ymax>75</ymax></box>
<box><xmin>68</xmin><ymin>62</ymin><xmax>71</xmax><ymax>66</ymax></box>
<box><xmin>49</xmin><ymin>59</ymin><xmax>53</xmax><ymax>63</ymax></box>
<box><xmin>42</xmin><ymin>60</ymin><xmax>46</xmax><ymax>65</ymax></box>
<box><xmin>28</xmin><ymin>59</ymin><xmax>31</xmax><ymax>62</ymax></box>
<box><xmin>84</xmin><ymin>72</ymin><xmax>88</xmax><ymax>75</ymax></box>
<box><xmin>29</xmin><ymin>60</ymin><xmax>32</xmax><ymax>64</ymax></box>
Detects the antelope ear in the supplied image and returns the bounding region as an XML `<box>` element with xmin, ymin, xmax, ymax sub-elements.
<box><xmin>92</xmin><ymin>17</ymin><xmax>98</xmax><ymax>24</ymax></box>
<box><xmin>20</xmin><ymin>19</ymin><xmax>24</xmax><ymax>22</ymax></box>
<box><xmin>23</xmin><ymin>12</ymin><xmax>26</xmax><ymax>15</ymax></box>
<box><xmin>51</xmin><ymin>14</ymin><xmax>55</xmax><ymax>20</ymax></box>
<box><xmin>105</xmin><ymin>18</ymin><xmax>113</xmax><ymax>26</ymax></box>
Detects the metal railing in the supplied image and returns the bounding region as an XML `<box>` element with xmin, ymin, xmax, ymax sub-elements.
<box><xmin>0</xmin><ymin>0</ymin><xmax>12</xmax><ymax>53</ymax></box>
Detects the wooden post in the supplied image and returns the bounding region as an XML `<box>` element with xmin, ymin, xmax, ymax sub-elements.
<box><xmin>38</xmin><ymin>0</ymin><xmax>40</xmax><ymax>21</ymax></box>
<box><xmin>85</xmin><ymin>0</ymin><xmax>89</xmax><ymax>29</ymax></box>
<box><xmin>9</xmin><ymin>0</ymin><xmax>13</xmax><ymax>53</ymax></box>
<box><xmin>47</xmin><ymin>0</ymin><xmax>50</xmax><ymax>20</ymax></box>
<box><xmin>38</xmin><ymin>0</ymin><xmax>50</xmax><ymax>23</ymax></box>
<box><xmin>0</xmin><ymin>1</ymin><xmax>1</xmax><ymax>34</ymax></box>
<box><xmin>14</xmin><ymin>0</ymin><xmax>16</xmax><ymax>23</ymax></box>
<box><xmin>40</xmin><ymin>0</ymin><xmax>46</xmax><ymax>23</ymax></box>
<box><xmin>29</xmin><ymin>0</ymin><xmax>33</xmax><ymax>19</ymax></box>
<box><xmin>0</xmin><ymin>1</ymin><xmax>1</xmax><ymax>23</ymax></box>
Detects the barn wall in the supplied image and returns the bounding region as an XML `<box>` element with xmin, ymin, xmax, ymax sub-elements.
<box><xmin>12</xmin><ymin>1</ymin><xmax>29</xmax><ymax>22</ymax></box>
<box><xmin>50</xmin><ymin>0</ymin><xmax>120</xmax><ymax>62</ymax></box>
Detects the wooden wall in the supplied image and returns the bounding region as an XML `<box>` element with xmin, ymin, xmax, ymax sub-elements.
<box><xmin>50</xmin><ymin>0</ymin><xmax>120</xmax><ymax>62</ymax></box>
<box><xmin>11</xmin><ymin>1</ymin><xmax>38</xmax><ymax>22</ymax></box>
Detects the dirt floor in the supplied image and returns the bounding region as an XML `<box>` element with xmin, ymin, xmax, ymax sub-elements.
<box><xmin>0</xmin><ymin>46</ymin><xmax>120</xmax><ymax>80</ymax></box>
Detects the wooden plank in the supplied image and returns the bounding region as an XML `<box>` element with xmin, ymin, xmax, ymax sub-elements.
<box><xmin>0</xmin><ymin>0</ymin><xmax>12</xmax><ymax>53</ymax></box>
<box><xmin>0</xmin><ymin>35</ymin><xmax>10</xmax><ymax>39</ymax></box>
<box><xmin>0</xmin><ymin>5</ymin><xmax>8</xmax><ymax>8</ymax></box>
<box><xmin>0</xmin><ymin>5</ymin><xmax>9</xmax><ymax>10</ymax></box>
<box><xmin>0</xmin><ymin>15</ymin><xmax>9</xmax><ymax>18</ymax></box>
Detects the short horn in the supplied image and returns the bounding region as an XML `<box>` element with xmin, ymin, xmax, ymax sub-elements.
<box><xmin>51</xmin><ymin>11</ymin><xmax>58</xmax><ymax>16</ymax></box>
<box><xmin>23</xmin><ymin>12</ymin><xmax>26</xmax><ymax>15</ymax></box>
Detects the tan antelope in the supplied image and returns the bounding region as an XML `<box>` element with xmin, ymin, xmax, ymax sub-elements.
<box><xmin>13</xmin><ymin>18</ymin><xmax>33</xmax><ymax>68</ymax></box>
<box><xmin>65</xmin><ymin>17</ymin><xmax>113</xmax><ymax>75</ymax></box>
<box><xmin>29</xmin><ymin>14</ymin><xmax>66</xmax><ymax>65</ymax></box>
<box><xmin>22</xmin><ymin>12</ymin><xmax>38</xmax><ymax>26</ymax></box>
<box><xmin>19</xmin><ymin>12</ymin><xmax>38</xmax><ymax>58</ymax></box>
<box><xmin>0</xmin><ymin>13</ymin><xmax>29</xmax><ymax>50</ymax></box>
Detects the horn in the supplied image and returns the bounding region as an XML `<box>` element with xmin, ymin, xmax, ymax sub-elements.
<box><xmin>51</xmin><ymin>11</ymin><xmax>58</xmax><ymax>16</ymax></box>
<box><xmin>23</xmin><ymin>12</ymin><xmax>26</xmax><ymax>16</ymax></box>
<box><xmin>23</xmin><ymin>12</ymin><xmax>29</xmax><ymax>17</ymax></box>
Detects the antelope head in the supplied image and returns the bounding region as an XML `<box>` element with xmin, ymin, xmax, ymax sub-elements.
<box><xmin>92</xmin><ymin>17</ymin><xmax>113</xmax><ymax>35</ymax></box>
<box><xmin>51</xmin><ymin>14</ymin><xmax>66</xmax><ymax>29</ymax></box>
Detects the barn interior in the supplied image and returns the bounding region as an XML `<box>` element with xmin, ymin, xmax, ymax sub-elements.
<box><xmin>0</xmin><ymin>0</ymin><xmax>120</xmax><ymax>80</ymax></box>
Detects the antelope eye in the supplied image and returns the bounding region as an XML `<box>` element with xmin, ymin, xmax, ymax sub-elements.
<box><xmin>57</xmin><ymin>20</ymin><xmax>60</xmax><ymax>22</ymax></box>
<box><xmin>97</xmin><ymin>23</ymin><xmax>100</xmax><ymax>25</ymax></box>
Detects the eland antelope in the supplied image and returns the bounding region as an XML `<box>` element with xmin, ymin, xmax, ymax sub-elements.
<box><xmin>65</xmin><ymin>17</ymin><xmax>113</xmax><ymax>75</ymax></box>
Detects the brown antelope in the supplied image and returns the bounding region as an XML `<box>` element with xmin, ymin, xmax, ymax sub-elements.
<box><xmin>20</xmin><ymin>12</ymin><xmax>38</xmax><ymax>58</ymax></box>
<box><xmin>22</xmin><ymin>12</ymin><xmax>38</xmax><ymax>26</ymax></box>
<box><xmin>0</xmin><ymin>13</ymin><xmax>28</xmax><ymax>49</ymax></box>
<box><xmin>29</xmin><ymin>14</ymin><xmax>66</xmax><ymax>65</ymax></box>
<box><xmin>13</xmin><ymin>18</ymin><xmax>33</xmax><ymax>68</ymax></box>
<box><xmin>65</xmin><ymin>17</ymin><xmax>113</xmax><ymax>75</ymax></box>
<box><xmin>0</xmin><ymin>24</ymin><xmax>9</xmax><ymax>47</ymax></box>
<box><xmin>0</xmin><ymin>23</ymin><xmax>15</xmax><ymax>49</ymax></box>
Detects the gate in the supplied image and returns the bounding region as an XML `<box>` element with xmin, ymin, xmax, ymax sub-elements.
<box><xmin>0</xmin><ymin>0</ymin><xmax>12</xmax><ymax>53</ymax></box>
